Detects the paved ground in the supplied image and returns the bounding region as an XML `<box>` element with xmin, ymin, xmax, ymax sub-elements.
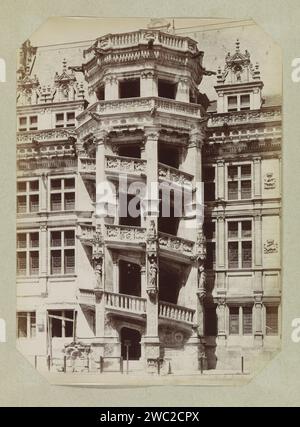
<box><xmin>40</xmin><ymin>370</ymin><xmax>253</xmax><ymax>386</ymax></box>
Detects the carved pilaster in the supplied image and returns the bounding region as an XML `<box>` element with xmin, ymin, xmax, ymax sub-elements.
<box><xmin>92</xmin><ymin>225</ymin><xmax>104</xmax><ymax>291</ymax></box>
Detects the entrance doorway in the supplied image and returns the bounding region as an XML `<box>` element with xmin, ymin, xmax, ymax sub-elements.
<box><xmin>119</xmin><ymin>260</ymin><xmax>141</xmax><ymax>297</ymax></box>
<box><xmin>120</xmin><ymin>327</ymin><xmax>141</xmax><ymax>360</ymax></box>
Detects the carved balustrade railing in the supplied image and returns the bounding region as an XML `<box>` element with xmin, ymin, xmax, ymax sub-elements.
<box><xmin>105</xmin><ymin>291</ymin><xmax>147</xmax><ymax>315</ymax></box>
<box><xmin>158</xmin><ymin>162</ymin><xmax>193</xmax><ymax>187</ymax></box>
<box><xmin>158</xmin><ymin>232</ymin><xmax>195</xmax><ymax>257</ymax></box>
<box><xmin>105</xmin><ymin>224</ymin><xmax>146</xmax><ymax>244</ymax></box>
<box><xmin>77</xmin><ymin>97</ymin><xmax>203</xmax><ymax>125</ymax></box>
<box><xmin>105</xmin><ymin>155</ymin><xmax>146</xmax><ymax>175</ymax></box>
<box><xmin>159</xmin><ymin>301</ymin><xmax>195</xmax><ymax>325</ymax></box>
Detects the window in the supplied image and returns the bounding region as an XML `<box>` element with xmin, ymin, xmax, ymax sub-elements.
<box><xmin>50</xmin><ymin>230</ymin><xmax>75</xmax><ymax>275</ymax></box>
<box><xmin>18</xmin><ymin>115</ymin><xmax>38</xmax><ymax>131</ymax></box>
<box><xmin>242</xmin><ymin>306</ymin><xmax>253</xmax><ymax>335</ymax></box>
<box><xmin>203</xmin><ymin>222</ymin><xmax>216</xmax><ymax>270</ymax></box>
<box><xmin>17</xmin><ymin>180</ymin><xmax>39</xmax><ymax>213</ymax></box>
<box><xmin>228</xmin><ymin>220</ymin><xmax>252</xmax><ymax>269</ymax></box>
<box><xmin>227</xmin><ymin>96</ymin><xmax>238</xmax><ymax>112</ymax></box>
<box><xmin>158</xmin><ymin>79</ymin><xmax>177</xmax><ymax>99</ymax></box>
<box><xmin>203</xmin><ymin>166</ymin><xmax>215</xmax><ymax>202</ymax></box>
<box><xmin>266</xmin><ymin>306</ymin><xmax>279</xmax><ymax>335</ymax></box>
<box><xmin>226</xmin><ymin>94</ymin><xmax>251</xmax><ymax>112</ymax></box>
<box><xmin>227</xmin><ymin>164</ymin><xmax>252</xmax><ymax>200</ymax></box>
<box><xmin>229</xmin><ymin>307</ymin><xmax>239</xmax><ymax>335</ymax></box>
<box><xmin>17</xmin><ymin>232</ymin><xmax>39</xmax><ymax>276</ymax></box>
<box><xmin>229</xmin><ymin>306</ymin><xmax>253</xmax><ymax>335</ymax></box>
<box><xmin>240</xmin><ymin>94</ymin><xmax>250</xmax><ymax>110</ymax></box>
<box><xmin>119</xmin><ymin>79</ymin><xmax>140</xmax><ymax>98</ymax></box>
<box><xmin>55</xmin><ymin>112</ymin><xmax>76</xmax><ymax>128</ymax></box>
<box><xmin>50</xmin><ymin>177</ymin><xmax>75</xmax><ymax>211</ymax></box>
<box><xmin>17</xmin><ymin>312</ymin><xmax>36</xmax><ymax>338</ymax></box>
<box><xmin>48</xmin><ymin>310</ymin><xmax>74</xmax><ymax>338</ymax></box>
<box><xmin>96</xmin><ymin>85</ymin><xmax>105</xmax><ymax>101</ymax></box>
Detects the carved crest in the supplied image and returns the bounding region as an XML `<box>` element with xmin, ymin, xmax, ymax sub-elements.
<box><xmin>264</xmin><ymin>239</ymin><xmax>278</xmax><ymax>254</ymax></box>
<box><xmin>264</xmin><ymin>172</ymin><xmax>276</xmax><ymax>190</ymax></box>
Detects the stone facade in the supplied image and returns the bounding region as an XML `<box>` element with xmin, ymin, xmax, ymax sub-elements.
<box><xmin>16</xmin><ymin>28</ymin><xmax>281</xmax><ymax>374</ymax></box>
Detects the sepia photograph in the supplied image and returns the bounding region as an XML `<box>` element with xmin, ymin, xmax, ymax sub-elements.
<box><xmin>15</xmin><ymin>16</ymin><xmax>282</xmax><ymax>386</ymax></box>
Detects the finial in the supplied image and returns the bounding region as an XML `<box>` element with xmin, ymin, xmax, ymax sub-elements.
<box><xmin>235</xmin><ymin>39</ymin><xmax>240</xmax><ymax>52</ymax></box>
<box><xmin>62</xmin><ymin>58</ymin><xmax>67</xmax><ymax>72</ymax></box>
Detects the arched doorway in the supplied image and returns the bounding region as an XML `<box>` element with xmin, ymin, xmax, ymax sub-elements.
<box><xmin>120</xmin><ymin>327</ymin><xmax>141</xmax><ymax>360</ymax></box>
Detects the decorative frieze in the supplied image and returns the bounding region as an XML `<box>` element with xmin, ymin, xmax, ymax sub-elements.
<box><xmin>105</xmin><ymin>224</ymin><xmax>146</xmax><ymax>242</ymax></box>
<box><xmin>105</xmin><ymin>155</ymin><xmax>146</xmax><ymax>174</ymax></box>
<box><xmin>158</xmin><ymin>163</ymin><xmax>193</xmax><ymax>187</ymax></box>
<box><xmin>158</xmin><ymin>232</ymin><xmax>195</xmax><ymax>257</ymax></box>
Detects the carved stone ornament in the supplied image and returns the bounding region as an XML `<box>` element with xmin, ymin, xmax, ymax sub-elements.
<box><xmin>147</xmin><ymin>256</ymin><xmax>158</xmax><ymax>297</ymax></box>
<box><xmin>197</xmin><ymin>264</ymin><xmax>207</xmax><ymax>301</ymax></box>
<box><xmin>264</xmin><ymin>239</ymin><xmax>278</xmax><ymax>254</ymax></box>
<box><xmin>92</xmin><ymin>226</ymin><xmax>104</xmax><ymax>289</ymax></box>
<box><xmin>264</xmin><ymin>172</ymin><xmax>276</xmax><ymax>190</ymax></box>
<box><xmin>195</xmin><ymin>229</ymin><xmax>207</xmax><ymax>261</ymax></box>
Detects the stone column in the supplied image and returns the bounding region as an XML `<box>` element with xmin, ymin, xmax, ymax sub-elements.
<box><xmin>217</xmin><ymin>297</ymin><xmax>227</xmax><ymax>345</ymax></box>
<box><xmin>142</xmin><ymin>128</ymin><xmax>160</xmax><ymax>370</ymax></box>
<box><xmin>217</xmin><ymin>214</ymin><xmax>226</xmax><ymax>269</ymax></box>
<box><xmin>143</xmin><ymin>128</ymin><xmax>160</xmax><ymax>229</ymax></box>
<box><xmin>176</xmin><ymin>77</ymin><xmax>190</xmax><ymax>103</ymax></box>
<box><xmin>182</xmin><ymin>128</ymin><xmax>205</xmax><ymax>240</ymax></box>
<box><xmin>253</xmin><ymin>157</ymin><xmax>262</xmax><ymax>198</ymax></box>
<box><xmin>254</xmin><ymin>295</ymin><xmax>263</xmax><ymax>346</ymax></box>
<box><xmin>40</xmin><ymin>174</ymin><xmax>47</xmax><ymax>213</ymax></box>
<box><xmin>112</xmin><ymin>253</ymin><xmax>119</xmax><ymax>293</ymax></box>
<box><xmin>140</xmin><ymin>256</ymin><xmax>147</xmax><ymax>298</ymax></box>
<box><xmin>140</xmin><ymin>70</ymin><xmax>157</xmax><ymax>97</ymax></box>
<box><xmin>254</xmin><ymin>213</ymin><xmax>262</xmax><ymax>268</ymax></box>
<box><xmin>104</xmin><ymin>75</ymin><xmax>119</xmax><ymax>100</ymax></box>
<box><xmin>39</xmin><ymin>223</ymin><xmax>48</xmax><ymax>295</ymax></box>
<box><xmin>216</xmin><ymin>160</ymin><xmax>225</xmax><ymax>200</ymax></box>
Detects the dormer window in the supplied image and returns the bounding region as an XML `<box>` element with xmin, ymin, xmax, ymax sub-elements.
<box><xmin>55</xmin><ymin>112</ymin><xmax>75</xmax><ymax>128</ymax></box>
<box><xmin>18</xmin><ymin>115</ymin><xmax>38</xmax><ymax>131</ymax></box>
<box><xmin>226</xmin><ymin>94</ymin><xmax>250</xmax><ymax>112</ymax></box>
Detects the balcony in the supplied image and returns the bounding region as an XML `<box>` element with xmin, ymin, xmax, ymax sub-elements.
<box><xmin>158</xmin><ymin>232</ymin><xmax>195</xmax><ymax>259</ymax></box>
<box><xmin>79</xmin><ymin>156</ymin><xmax>96</xmax><ymax>176</ymax></box>
<box><xmin>159</xmin><ymin>301</ymin><xmax>195</xmax><ymax>325</ymax></box>
<box><xmin>78</xmin><ymin>289</ymin><xmax>195</xmax><ymax>326</ymax></box>
<box><xmin>105</xmin><ymin>155</ymin><xmax>146</xmax><ymax>180</ymax></box>
<box><xmin>105</xmin><ymin>224</ymin><xmax>146</xmax><ymax>249</ymax></box>
<box><xmin>158</xmin><ymin>162</ymin><xmax>193</xmax><ymax>188</ymax></box>
<box><xmin>77</xmin><ymin>97</ymin><xmax>204</xmax><ymax>134</ymax></box>
<box><xmin>105</xmin><ymin>291</ymin><xmax>147</xmax><ymax>316</ymax></box>
<box><xmin>17</xmin><ymin>128</ymin><xmax>73</xmax><ymax>145</ymax></box>
<box><xmin>78</xmin><ymin>224</ymin><xmax>195</xmax><ymax>261</ymax></box>
<box><xmin>208</xmin><ymin>106</ymin><xmax>281</xmax><ymax>128</ymax></box>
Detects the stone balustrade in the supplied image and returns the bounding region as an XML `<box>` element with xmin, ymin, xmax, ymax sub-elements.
<box><xmin>17</xmin><ymin>129</ymin><xmax>73</xmax><ymax>144</ymax></box>
<box><xmin>105</xmin><ymin>224</ymin><xmax>146</xmax><ymax>243</ymax></box>
<box><xmin>158</xmin><ymin>162</ymin><xmax>193</xmax><ymax>187</ymax></box>
<box><xmin>208</xmin><ymin>107</ymin><xmax>281</xmax><ymax>127</ymax></box>
<box><xmin>77</xmin><ymin>97</ymin><xmax>203</xmax><ymax>125</ymax></box>
<box><xmin>158</xmin><ymin>232</ymin><xmax>195</xmax><ymax>257</ymax></box>
<box><xmin>159</xmin><ymin>301</ymin><xmax>195</xmax><ymax>324</ymax></box>
<box><xmin>79</xmin><ymin>156</ymin><xmax>96</xmax><ymax>174</ymax></box>
<box><xmin>105</xmin><ymin>291</ymin><xmax>147</xmax><ymax>314</ymax></box>
<box><xmin>88</xmin><ymin>29</ymin><xmax>197</xmax><ymax>53</ymax></box>
<box><xmin>105</xmin><ymin>155</ymin><xmax>146</xmax><ymax>175</ymax></box>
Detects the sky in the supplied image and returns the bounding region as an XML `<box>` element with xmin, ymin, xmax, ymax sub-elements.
<box><xmin>28</xmin><ymin>17</ymin><xmax>282</xmax><ymax>101</ymax></box>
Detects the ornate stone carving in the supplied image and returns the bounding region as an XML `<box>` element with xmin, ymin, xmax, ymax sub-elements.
<box><xmin>264</xmin><ymin>172</ymin><xmax>276</xmax><ymax>190</ymax></box>
<box><xmin>195</xmin><ymin>229</ymin><xmax>207</xmax><ymax>261</ymax></box>
<box><xmin>92</xmin><ymin>225</ymin><xmax>104</xmax><ymax>290</ymax></box>
<box><xmin>264</xmin><ymin>239</ymin><xmax>278</xmax><ymax>254</ymax></box>
<box><xmin>197</xmin><ymin>264</ymin><xmax>207</xmax><ymax>301</ymax></box>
